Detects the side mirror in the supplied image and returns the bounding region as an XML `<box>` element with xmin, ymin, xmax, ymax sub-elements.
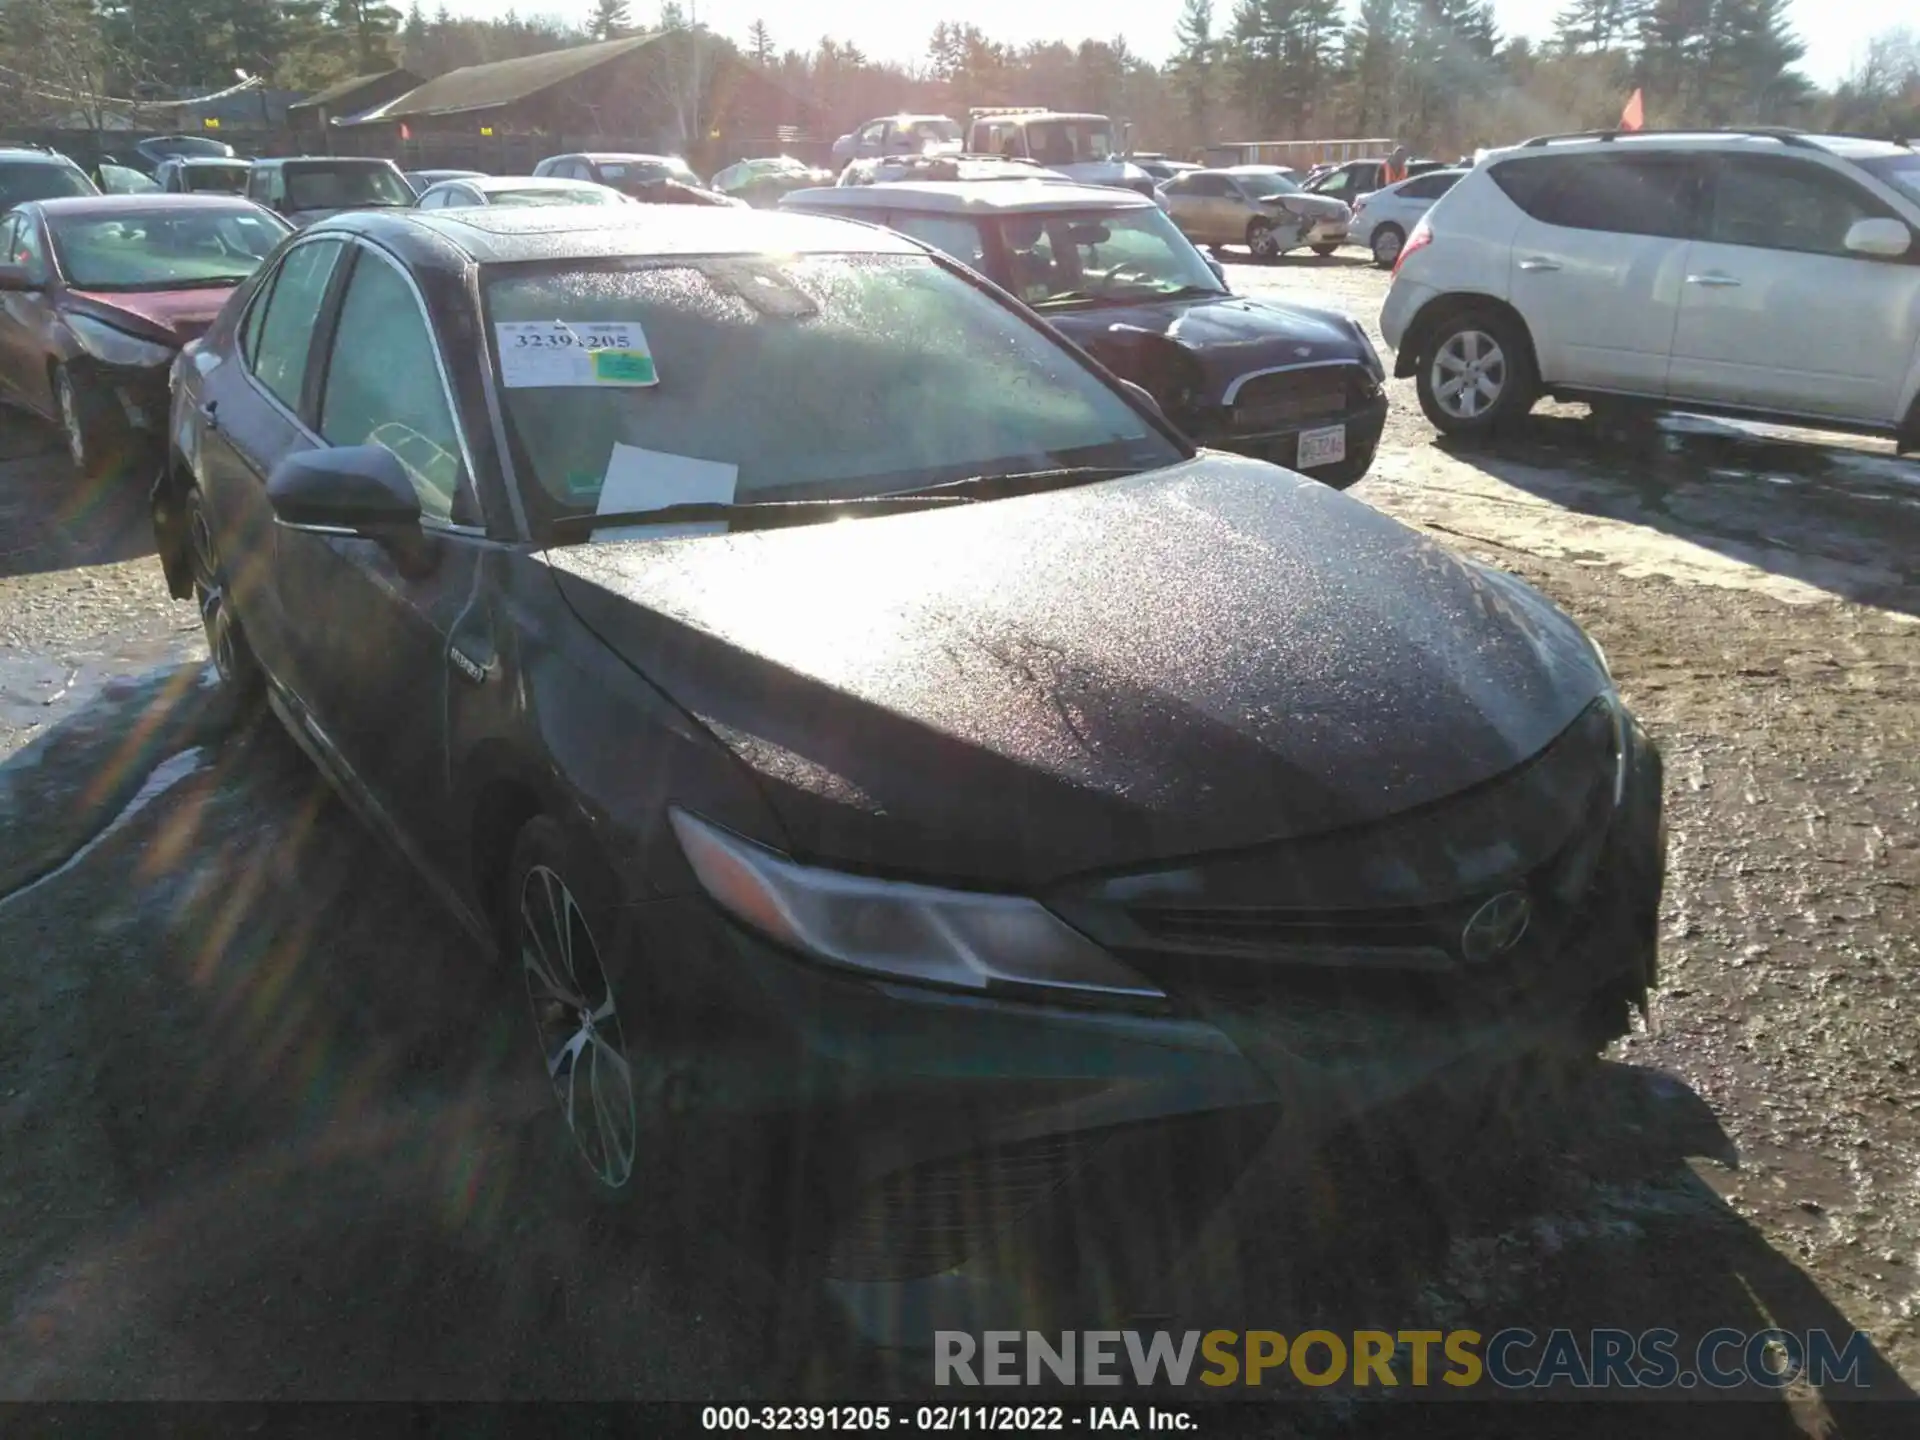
<box><xmin>0</xmin><ymin>263</ymin><xmax>37</xmax><ymax>292</ymax></box>
<box><xmin>267</xmin><ymin>445</ymin><xmax>421</xmax><ymax>534</ymax></box>
<box><xmin>1843</xmin><ymin>217</ymin><xmax>1912</xmax><ymax>259</ymax></box>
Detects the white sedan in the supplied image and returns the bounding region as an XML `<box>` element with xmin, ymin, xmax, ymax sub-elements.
<box><xmin>1349</xmin><ymin>168</ymin><xmax>1467</xmax><ymax>268</ymax></box>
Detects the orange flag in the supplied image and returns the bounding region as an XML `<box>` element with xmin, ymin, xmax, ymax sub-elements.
<box><xmin>1620</xmin><ymin>89</ymin><xmax>1645</xmax><ymax>132</ymax></box>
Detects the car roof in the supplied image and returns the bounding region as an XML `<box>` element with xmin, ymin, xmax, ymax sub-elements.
<box><xmin>171</xmin><ymin>156</ymin><xmax>251</xmax><ymax>168</ymax></box>
<box><xmin>786</xmin><ymin>180</ymin><xmax>1155</xmax><ymax>214</ymax></box>
<box><xmin>574</xmin><ymin>153</ymin><xmax>685</xmax><ymax>165</ymax></box>
<box><xmin>33</xmin><ymin>193</ymin><xmax>267</xmax><ymax>217</ymax></box>
<box><xmin>0</xmin><ymin>148</ymin><xmax>82</xmax><ymax>165</ymax></box>
<box><xmin>256</xmin><ymin>155</ymin><xmax>396</xmax><ymax>167</ymax></box>
<box><xmin>317</xmin><ymin>205</ymin><xmax>923</xmax><ymax>268</ymax></box>
<box><xmin>1492</xmin><ymin>130</ymin><xmax>1916</xmax><ymax>163</ymax></box>
<box><xmin>468</xmin><ymin>176</ymin><xmax>613</xmax><ymax>190</ymax></box>
<box><xmin>1220</xmin><ymin>164</ymin><xmax>1296</xmax><ymax>175</ymax></box>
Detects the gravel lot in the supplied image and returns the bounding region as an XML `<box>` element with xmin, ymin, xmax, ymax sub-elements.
<box><xmin>0</xmin><ymin>254</ymin><xmax>1915</xmax><ymax>1424</ymax></box>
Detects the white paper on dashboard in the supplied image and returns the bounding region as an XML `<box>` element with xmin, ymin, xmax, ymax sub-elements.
<box><xmin>596</xmin><ymin>443</ymin><xmax>739</xmax><ymax>515</ymax></box>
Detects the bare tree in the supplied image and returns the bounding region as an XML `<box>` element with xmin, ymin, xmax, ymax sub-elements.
<box><xmin>642</xmin><ymin>26</ymin><xmax>717</xmax><ymax>153</ymax></box>
<box><xmin>0</xmin><ymin>0</ymin><xmax>151</xmax><ymax>137</ymax></box>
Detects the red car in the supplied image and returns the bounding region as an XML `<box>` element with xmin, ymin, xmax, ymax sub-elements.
<box><xmin>0</xmin><ymin>193</ymin><xmax>289</xmax><ymax>479</ymax></box>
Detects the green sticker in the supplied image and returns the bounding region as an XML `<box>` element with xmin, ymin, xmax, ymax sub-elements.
<box><xmin>563</xmin><ymin>469</ymin><xmax>601</xmax><ymax>498</ymax></box>
<box><xmin>593</xmin><ymin>350</ymin><xmax>656</xmax><ymax>384</ymax></box>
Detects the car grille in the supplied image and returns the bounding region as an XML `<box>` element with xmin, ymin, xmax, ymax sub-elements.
<box><xmin>1229</xmin><ymin>364</ymin><xmax>1363</xmax><ymax>433</ymax></box>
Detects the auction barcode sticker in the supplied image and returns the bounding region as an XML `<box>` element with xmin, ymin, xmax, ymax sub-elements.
<box><xmin>496</xmin><ymin>320</ymin><xmax>658</xmax><ymax>388</ymax></box>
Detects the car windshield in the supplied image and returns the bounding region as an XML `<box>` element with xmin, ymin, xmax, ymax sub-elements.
<box><xmin>910</xmin><ymin>120</ymin><xmax>962</xmax><ymax>145</ymax></box>
<box><xmin>0</xmin><ymin>161</ymin><xmax>96</xmax><ymax>208</ymax></box>
<box><xmin>485</xmin><ymin>252</ymin><xmax>1178</xmax><ymax>531</ymax></box>
<box><xmin>1235</xmin><ymin>171</ymin><xmax>1302</xmax><ymax>198</ymax></box>
<box><xmin>600</xmin><ymin>159</ymin><xmax>698</xmax><ymax>188</ymax></box>
<box><xmin>97</xmin><ymin>164</ymin><xmax>161</xmax><ymax>194</ymax></box>
<box><xmin>996</xmin><ymin>207</ymin><xmax>1225</xmax><ymax>308</ymax></box>
<box><xmin>491</xmin><ymin>186</ymin><xmax>622</xmax><ymax>207</ymax></box>
<box><xmin>49</xmin><ymin>208</ymin><xmax>287</xmax><ymax>290</ymax></box>
<box><xmin>184</xmin><ymin>164</ymin><xmax>250</xmax><ymax>194</ymax></box>
<box><xmin>285</xmin><ymin>163</ymin><xmax>412</xmax><ymax>210</ymax></box>
<box><xmin>145</xmin><ymin>136</ymin><xmax>231</xmax><ymax>160</ymax></box>
<box><xmin>1860</xmin><ymin>152</ymin><xmax>1920</xmax><ymax>206</ymax></box>
<box><xmin>1024</xmin><ymin>119</ymin><xmax>1115</xmax><ymax>166</ymax></box>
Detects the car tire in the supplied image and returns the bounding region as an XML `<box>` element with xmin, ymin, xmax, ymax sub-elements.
<box><xmin>1309</xmin><ymin>242</ymin><xmax>1340</xmax><ymax>257</ymax></box>
<box><xmin>185</xmin><ymin>485</ymin><xmax>264</xmax><ymax>703</ymax></box>
<box><xmin>1370</xmin><ymin>224</ymin><xmax>1406</xmax><ymax>269</ymax></box>
<box><xmin>1415</xmin><ymin>308</ymin><xmax>1538</xmax><ymax>437</ymax></box>
<box><xmin>506</xmin><ymin>815</ymin><xmax>650</xmax><ymax>1199</ymax></box>
<box><xmin>1245</xmin><ymin>218</ymin><xmax>1280</xmax><ymax>262</ymax></box>
<box><xmin>54</xmin><ymin>363</ymin><xmax>108</xmax><ymax>481</ymax></box>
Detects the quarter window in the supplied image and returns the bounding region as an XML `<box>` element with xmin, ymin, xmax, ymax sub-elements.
<box><xmin>1184</xmin><ymin>173</ymin><xmax>1234</xmax><ymax>198</ymax></box>
<box><xmin>319</xmin><ymin>250</ymin><xmax>465</xmax><ymax>522</ymax></box>
<box><xmin>1399</xmin><ymin>172</ymin><xmax>1460</xmax><ymax>201</ymax></box>
<box><xmin>251</xmin><ymin>238</ymin><xmax>344</xmax><ymax>411</ymax></box>
<box><xmin>1706</xmin><ymin>156</ymin><xmax>1896</xmax><ymax>257</ymax></box>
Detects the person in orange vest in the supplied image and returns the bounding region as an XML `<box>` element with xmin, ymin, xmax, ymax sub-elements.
<box><xmin>1381</xmin><ymin>144</ymin><xmax>1411</xmax><ymax>186</ymax></box>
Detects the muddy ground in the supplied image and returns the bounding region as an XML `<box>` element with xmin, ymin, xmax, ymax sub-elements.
<box><xmin>0</xmin><ymin>255</ymin><xmax>1915</xmax><ymax>1429</ymax></box>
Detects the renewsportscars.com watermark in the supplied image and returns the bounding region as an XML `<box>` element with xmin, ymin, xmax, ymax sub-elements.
<box><xmin>934</xmin><ymin>1328</ymin><xmax>1876</xmax><ymax>1391</ymax></box>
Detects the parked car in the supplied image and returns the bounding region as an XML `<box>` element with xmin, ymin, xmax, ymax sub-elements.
<box><xmin>710</xmin><ymin>156</ymin><xmax>835</xmax><ymax>207</ymax></box>
<box><xmin>414</xmin><ymin>175</ymin><xmax>629</xmax><ymax>209</ymax></box>
<box><xmin>1131</xmin><ymin>153</ymin><xmax>1202</xmax><ymax>183</ymax></box>
<box><xmin>1379</xmin><ymin>128</ymin><xmax>1920</xmax><ymax>448</ymax></box>
<box><xmin>837</xmin><ymin>153</ymin><xmax>1069</xmax><ymax>187</ymax></box>
<box><xmin>0</xmin><ymin>194</ymin><xmax>288</xmax><ymax>477</ymax></box>
<box><xmin>150</xmin><ymin>206</ymin><xmax>1665</xmax><ymax>1294</ymax></box>
<box><xmin>0</xmin><ymin>146</ymin><xmax>98</xmax><ymax>209</ymax></box>
<box><xmin>405</xmin><ymin>168</ymin><xmax>487</xmax><ymax>194</ymax></box>
<box><xmin>1350</xmin><ymin>167</ymin><xmax>1467</xmax><ymax>267</ymax></box>
<box><xmin>533</xmin><ymin>152</ymin><xmax>707</xmax><ymax>195</ymax></box>
<box><xmin>156</xmin><ymin>156</ymin><xmax>254</xmax><ymax>195</ymax></box>
<box><xmin>132</xmin><ymin>134</ymin><xmax>237</xmax><ymax>176</ymax></box>
<box><xmin>1158</xmin><ymin>165</ymin><xmax>1351</xmax><ymax>259</ymax></box>
<box><xmin>1306</xmin><ymin>156</ymin><xmax>1448</xmax><ymax>203</ymax></box>
<box><xmin>782</xmin><ymin>180</ymin><xmax>1388</xmax><ymax>485</ymax></box>
<box><xmin>829</xmin><ymin>113</ymin><xmax>963</xmax><ymax>168</ymax></box>
<box><xmin>245</xmin><ymin>156</ymin><xmax>415</xmax><ymax>227</ymax></box>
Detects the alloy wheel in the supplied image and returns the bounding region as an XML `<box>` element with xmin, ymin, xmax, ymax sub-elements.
<box><xmin>187</xmin><ymin>498</ymin><xmax>241</xmax><ymax>685</ymax></box>
<box><xmin>520</xmin><ymin>863</ymin><xmax>637</xmax><ymax>1189</ymax></box>
<box><xmin>1430</xmin><ymin>329</ymin><xmax>1508</xmax><ymax>420</ymax></box>
<box><xmin>1248</xmin><ymin>222</ymin><xmax>1279</xmax><ymax>259</ymax></box>
<box><xmin>1372</xmin><ymin>227</ymin><xmax>1403</xmax><ymax>266</ymax></box>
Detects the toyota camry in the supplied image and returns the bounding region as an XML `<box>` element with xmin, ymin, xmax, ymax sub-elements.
<box><xmin>150</xmin><ymin>204</ymin><xmax>1664</xmax><ymax>1316</ymax></box>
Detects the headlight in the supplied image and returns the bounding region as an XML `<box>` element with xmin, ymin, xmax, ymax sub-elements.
<box><xmin>1346</xmin><ymin>318</ymin><xmax>1385</xmax><ymax>380</ymax></box>
<box><xmin>66</xmin><ymin>314</ymin><xmax>174</xmax><ymax>368</ymax></box>
<box><xmin>671</xmin><ymin>809</ymin><xmax>1163</xmax><ymax>1000</ymax></box>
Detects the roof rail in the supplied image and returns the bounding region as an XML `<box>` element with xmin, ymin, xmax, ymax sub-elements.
<box><xmin>1517</xmin><ymin>126</ymin><xmax>1818</xmax><ymax>149</ymax></box>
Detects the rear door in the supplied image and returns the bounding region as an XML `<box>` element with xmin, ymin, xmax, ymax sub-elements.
<box><xmin>1166</xmin><ymin>172</ymin><xmax>1236</xmax><ymax>244</ymax></box>
<box><xmin>270</xmin><ymin>239</ymin><xmax>488</xmax><ymax>852</ymax></box>
<box><xmin>1498</xmin><ymin>151</ymin><xmax>1705</xmax><ymax>394</ymax></box>
<box><xmin>195</xmin><ymin>234</ymin><xmax>347</xmax><ymax>688</ymax></box>
<box><xmin>1669</xmin><ymin>152</ymin><xmax>1919</xmax><ymax>423</ymax></box>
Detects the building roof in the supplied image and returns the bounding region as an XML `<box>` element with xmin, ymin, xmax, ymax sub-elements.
<box><xmin>288</xmin><ymin>69</ymin><xmax>422</xmax><ymax>118</ymax></box>
<box><xmin>784</xmin><ymin>180</ymin><xmax>1157</xmax><ymax>215</ymax></box>
<box><xmin>345</xmin><ymin>36</ymin><xmax>662</xmax><ymax>125</ymax></box>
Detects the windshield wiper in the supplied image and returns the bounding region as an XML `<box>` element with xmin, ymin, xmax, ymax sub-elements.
<box><xmin>547</xmin><ymin>493</ymin><xmax>972</xmax><ymax>542</ymax></box>
<box><xmin>886</xmin><ymin>465</ymin><xmax>1139</xmax><ymax>503</ymax></box>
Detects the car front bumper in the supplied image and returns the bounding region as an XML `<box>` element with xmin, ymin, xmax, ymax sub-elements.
<box><xmin>1188</xmin><ymin>386</ymin><xmax>1390</xmax><ymax>482</ymax></box>
<box><xmin>627</xmin><ymin>711</ymin><xmax>1664</xmax><ymax>1319</ymax></box>
<box><xmin>1379</xmin><ymin>275</ymin><xmax>1437</xmax><ymax>355</ymax></box>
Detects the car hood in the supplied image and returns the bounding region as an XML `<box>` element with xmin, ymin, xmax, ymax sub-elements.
<box><xmin>544</xmin><ymin>456</ymin><xmax>1608</xmax><ymax>886</ymax></box>
<box><xmin>1048</xmin><ymin>294</ymin><xmax>1368</xmax><ymax>405</ymax></box>
<box><xmin>69</xmin><ymin>286</ymin><xmax>233</xmax><ymax>343</ymax></box>
<box><xmin>1265</xmin><ymin>192</ymin><xmax>1350</xmax><ymax>220</ymax></box>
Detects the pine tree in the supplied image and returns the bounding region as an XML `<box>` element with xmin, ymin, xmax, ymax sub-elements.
<box><xmin>328</xmin><ymin>0</ymin><xmax>401</xmax><ymax>73</ymax></box>
<box><xmin>1555</xmin><ymin>0</ymin><xmax>1649</xmax><ymax>54</ymax></box>
<box><xmin>588</xmin><ymin>0</ymin><xmax>629</xmax><ymax>40</ymax></box>
<box><xmin>747</xmin><ymin>18</ymin><xmax>772</xmax><ymax>66</ymax></box>
<box><xmin>1345</xmin><ymin>0</ymin><xmax>1403</xmax><ymax>134</ymax></box>
<box><xmin>1171</xmin><ymin>0</ymin><xmax>1216</xmax><ymax>139</ymax></box>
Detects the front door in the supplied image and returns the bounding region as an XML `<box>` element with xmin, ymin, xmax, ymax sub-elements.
<box><xmin>1503</xmin><ymin>151</ymin><xmax>1704</xmax><ymax>395</ymax></box>
<box><xmin>269</xmin><ymin>239</ymin><xmax>487</xmax><ymax>855</ymax></box>
<box><xmin>195</xmin><ymin>234</ymin><xmax>348</xmax><ymax>688</ymax></box>
<box><xmin>1669</xmin><ymin>152</ymin><xmax>1919</xmax><ymax>424</ymax></box>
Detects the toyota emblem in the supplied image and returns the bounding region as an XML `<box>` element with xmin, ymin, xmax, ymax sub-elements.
<box><xmin>1461</xmin><ymin>890</ymin><xmax>1531</xmax><ymax>963</ymax></box>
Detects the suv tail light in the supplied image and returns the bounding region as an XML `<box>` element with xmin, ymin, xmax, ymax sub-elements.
<box><xmin>1393</xmin><ymin>217</ymin><xmax>1434</xmax><ymax>275</ymax></box>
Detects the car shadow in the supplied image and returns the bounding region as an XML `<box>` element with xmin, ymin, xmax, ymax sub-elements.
<box><xmin>1432</xmin><ymin>411</ymin><xmax>1920</xmax><ymax>618</ymax></box>
<box><xmin>0</xmin><ymin>409</ymin><xmax>161</xmax><ymax>578</ymax></box>
<box><xmin>1224</xmin><ymin>252</ymin><xmax>1373</xmax><ymax>271</ymax></box>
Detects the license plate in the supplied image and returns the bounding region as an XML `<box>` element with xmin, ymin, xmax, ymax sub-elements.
<box><xmin>1297</xmin><ymin>424</ymin><xmax>1346</xmax><ymax>469</ymax></box>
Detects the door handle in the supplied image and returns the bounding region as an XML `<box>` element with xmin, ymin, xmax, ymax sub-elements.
<box><xmin>1517</xmin><ymin>257</ymin><xmax>1562</xmax><ymax>271</ymax></box>
<box><xmin>1686</xmin><ymin>273</ymin><xmax>1741</xmax><ymax>287</ymax></box>
<box><xmin>199</xmin><ymin>399</ymin><xmax>218</xmax><ymax>430</ymax></box>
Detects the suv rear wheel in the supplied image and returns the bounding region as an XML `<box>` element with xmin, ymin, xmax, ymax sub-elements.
<box><xmin>1416</xmin><ymin>308</ymin><xmax>1537</xmax><ymax>436</ymax></box>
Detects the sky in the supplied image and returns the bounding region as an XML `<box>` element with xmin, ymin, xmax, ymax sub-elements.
<box><xmin>474</xmin><ymin>0</ymin><xmax>1883</xmax><ymax>89</ymax></box>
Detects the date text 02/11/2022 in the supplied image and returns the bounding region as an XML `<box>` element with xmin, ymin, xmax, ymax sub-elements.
<box><xmin>699</xmin><ymin>1406</ymin><xmax>1195</xmax><ymax>1431</ymax></box>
